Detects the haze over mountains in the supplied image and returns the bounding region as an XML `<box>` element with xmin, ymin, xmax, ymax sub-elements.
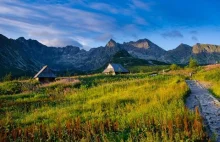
<box><xmin>0</xmin><ymin>34</ymin><xmax>220</xmax><ymax>77</ymax></box>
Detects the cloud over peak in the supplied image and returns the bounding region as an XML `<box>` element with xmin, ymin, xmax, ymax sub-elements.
<box><xmin>40</xmin><ymin>38</ymin><xmax>83</xmax><ymax>47</ymax></box>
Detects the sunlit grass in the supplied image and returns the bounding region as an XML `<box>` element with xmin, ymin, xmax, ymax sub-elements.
<box><xmin>0</xmin><ymin>74</ymin><xmax>208</xmax><ymax>141</ymax></box>
<box><xmin>194</xmin><ymin>67</ymin><xmax>220</xmax><ymax>98</ymax></box>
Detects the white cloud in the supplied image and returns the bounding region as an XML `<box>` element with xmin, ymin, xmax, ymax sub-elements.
<box><xmin>0</xmin><ymin>1</ymin><xmax>47</xmax><ymax>19</ymax></box>
<box><xmin>90</xmin><ymin>3</ymin><xmax>119</xmax><ymax>14</ymax></box>
<box><xmin>26</xmin><ymin>4</ymin><xmax>116</xmax><ymax>33</ymax></box>
<box><xmin>131</xmin><ymin>0</ymin><xmax>152</xmax><ymax>10</ymax></box>
<box><xmin>0</xmin><ymin>0</ymin><xmax>117</xmax><ymax>47</ymax></box>
<box><xmin>0</xmin><ymin>17</ymin><xmax>62</xmax><ymax>37</ymax></box>
<box><xmin>40</xmin><ymin>38</ymin><xmax>83</xmax><ymax>47</ymax></box>
<box><xmin>0</xmin><ymin>0</ymin><xmax>155</xmax><ymax>49</ymax></box>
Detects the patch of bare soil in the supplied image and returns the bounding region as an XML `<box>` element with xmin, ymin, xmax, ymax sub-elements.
<box><xmin>204</xmin><ymin>64</ymin><xmax>220</xmax><ymax>71</ymax></box>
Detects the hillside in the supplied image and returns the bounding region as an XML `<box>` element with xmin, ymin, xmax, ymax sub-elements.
<box><xmin>0</xmin><ymin>74</ymin><xmax>208</xmax><ymax>141</ymax></box>
<box><xmin>161</xmin><ymin>44</ymin><xmax>193</xmax><ymax>64</ymax></box>
<box><xmin>194</xmin><ymin>64</ymin><xmax>220</xmax><ymax>99</ymax></box>
<box><xmin>192</xmin><ymin>43</ymin><xmax>220</xmax><ymax>64</ymax></box>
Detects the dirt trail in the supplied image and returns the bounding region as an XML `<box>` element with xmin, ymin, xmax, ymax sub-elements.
<box><xmin>186</xmin><ymin>80</ymin><xmax>220</xmax><ymax>141</ymax></box>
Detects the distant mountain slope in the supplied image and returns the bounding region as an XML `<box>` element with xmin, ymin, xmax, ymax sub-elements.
<box><xmin>0</xmin><ymin>34</ymin><xmax>220</xmax><ymax>77</ymax></box>
<box><xmin>111</xmin><ymin>50</ymin><xmax>149</xmax><ymax>66</ymax></box>
<box><xmin>192</xmin><ymin>43</ymin><xmax>220</xmax><ymax>64</ymax></box>
<box><xmin>0</xmin><ymin>35</ymin><xmax>120</xmax><ymax>77</ymax></box>
<box><xmin>0</xmin><ymin>35</ymin><xmax>40</xmax><ymax>77</ymax></box>
<box><xmin>193</xmin><ymin>43</ymin><xmax>220</xmax><ymax>54</ymax></box>
<box><xmin>161</xmin><ymin>43</ymin><xmax>193</xmax><ymax>64</ymax></box>
<box><xmin>93</xmin><ymin>49</ymin><xmax>168</xmax><ymax>74</ymax></box>
<box><xmin>111</xmin><ymin>50</ymin><xmax>168</xmax><ymax>67</ymax></box>
<box><xmin>121</xmin><ymin>39</ymin><xmax>166</xmax><ymax>60</ymax></box>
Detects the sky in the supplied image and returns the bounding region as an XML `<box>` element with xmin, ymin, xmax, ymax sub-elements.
<box><xmin>0</xmin><ymin>0</ymin><xmax>220</xmax><ymax>50</ymax></box>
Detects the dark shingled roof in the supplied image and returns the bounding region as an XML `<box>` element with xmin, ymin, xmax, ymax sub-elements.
<box><xmin>103</xmin><ymin>63</ymin><xmax>129</xmax><ymax>73</ymax></box>
<box><xmin>34</xmin><ymin>65</ymin><xmax>56</xmax><ymax>78</ymax></box>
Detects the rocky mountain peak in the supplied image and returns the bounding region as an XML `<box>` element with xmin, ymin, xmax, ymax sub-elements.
<box><xmin>136</xmin><ymin>38</ymin><xmax>150</xmax><ymax>43</ymax></box>
<box><xmin>0</xmin><ymin>34</ymin><xmax>8</xmax><ymax>39</ymax></box>
<box><xmin>17</xmin><ymin>37</ymin><xmax>26</xmax><ymax>42</ymax></box>
<box><xmin>0</xmin><ymin>34</ymin><xmax>9</xmax><ymax>43</ymax></box>
<box><xmin>130</xmin><ymin>39</ymin><xmax>150</xmax><ymax>49</ymax></box>
<box><xmin>193</xmin><ymin>43</ymin><xmax>220</xmax><ymax>54</ymax></box>
<box><xmin>176</xmin><ymin>43</ymin><xmax>192</xmax><ymax>49</ymax></box>
<box><xmin>168</xmin><ymin>43</ymin><xmax>192</xmax><ymax>54</ymax></box>
<box><xmin>106</xmin><ymin>39</ymin><xmax>117</xmax><ymax>47</ymax></box>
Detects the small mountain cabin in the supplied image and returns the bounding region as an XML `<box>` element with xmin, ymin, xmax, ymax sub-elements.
<box><xmin>103</xmin><ymin>63</ymin><xmax>129</xmax><ymax>75</ymax></box>
<box><xmin>34</xmin><ymin>65</ymin><xmax>56</xmax><ymax>82</ymax></box>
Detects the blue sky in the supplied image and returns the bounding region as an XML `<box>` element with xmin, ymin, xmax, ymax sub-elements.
<box><xmin>0</xmin><ymin>0</ymin><xmax>220</xmax><ymax>50</ymax></box>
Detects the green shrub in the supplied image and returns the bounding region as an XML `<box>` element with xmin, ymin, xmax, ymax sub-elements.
<box><xmin>21</xmin><ymin>80</ymin><xmax>40</xmax><ymax>92</ymax></box>
<box><xmin>189</xmin><ymin>58</ymin><xmax>198</xmax><ymax>68</ymax></box>
<box><xmin>170</xmin><ymin>64</ymin><xmax>180</xmax><ymax>70</ymax></box>
<box><xmin>0</xmin><ymin>81</ymin><xmax>22</xmax><ymax>95</ymax></box>
<box><xmin>2</xmin><ymin>73</ymin><xmax>12</xmax><ymax>82</ymax></box>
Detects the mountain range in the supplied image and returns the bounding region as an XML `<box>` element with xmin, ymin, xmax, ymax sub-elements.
<box><xmin>0</xmin><ymin>34</ymin><xmax>220</xmax><ymax>77</ymax></box>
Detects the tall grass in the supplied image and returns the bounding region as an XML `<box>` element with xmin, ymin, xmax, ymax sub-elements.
<box><xmin>194</xmin><ymin>67</ymin><xmax>220</xmax><ymax>98</ymax></box>
<box><xmin>128</xmin><ymin>65</ymin><xmax>169</xmax><ymax>73</ymax></box>
<box><xmin>0</xmin><ymin>80</ymin><xmax>39</xmax><ymax>95</ymax></box>
<box><xmin>0</xmin><ymin>74</ymin><xmax>208</xmax><ymax>141</ymax></box>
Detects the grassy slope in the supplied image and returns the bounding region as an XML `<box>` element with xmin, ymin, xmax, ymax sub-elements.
<box><xmin>194</xmin><ymin>65</ymin><xmax>220</xmax><ymax>98</ymax></box>
<box><xmin>0</xmin><ymin>74</ymin><xmax>208</xmax><ymax>141</ymax></box>
<box><xmin>129</xmin><ymin>65</ymin><xmax>169</xmax><ymax>73</ymax></box>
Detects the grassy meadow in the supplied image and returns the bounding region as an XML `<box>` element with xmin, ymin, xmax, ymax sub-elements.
<box><xmin>128</xmin><ymin>65</ymin><xmax>169</xmax><ymax>74</ymax></box>
<box><xmin>0</xmin><ymin>73</ymin><xmax>209</xmax><ymax>141</ymax></box>
<box><xmin>194</xmin><ymin>65</ymin><xmax>220</xmax><ymax>98</ymax></box>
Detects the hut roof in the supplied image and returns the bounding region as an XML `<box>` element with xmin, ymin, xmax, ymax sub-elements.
<box><xmin>34</xmin><ymin>65</ymin><xmax>56</xmax><ymax>78</ymax></box>
<box><xmin>103</xmin><ymin>63</ymin><xmax>129</xmax><ymax>73</ymax></box>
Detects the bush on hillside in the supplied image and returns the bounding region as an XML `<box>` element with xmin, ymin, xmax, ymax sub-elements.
<box><xmin>0</xmin><ymin>79</ymin><xmax>40</xmax><ymax>95</ymax></box>
<box><xmin>170</xmin><ymin>64</ymin><xmax>180</xmax><ymax>70</ymax></box>
<box><xmin>0</xmin><ymin>81</ymin><xmax>22</xmax><ymax>95</ymax></box>
<box><xmin>189</xmin><ymin>58</ymin><xmax>198</xmax><ymax>68</ymax></box>
<box><xmin>2</xmin><ymin>73</ymin><xmax>12</xmax><ymax>82</ymax></box>
<box><xmin>21</xmin><ymin>79</ymin><xmax>40</xmax><ymax>92</ymax></box>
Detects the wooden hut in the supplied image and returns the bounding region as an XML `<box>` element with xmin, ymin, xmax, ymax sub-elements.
<box><xmin>103</xmin><ymin>63</ymin><xmax>129</xmax><ymax>75</ymax></box>
<box><xmin>34</xmin><ymin>65</ymin><xmax>56</xmax><ymax>82</ymax></box>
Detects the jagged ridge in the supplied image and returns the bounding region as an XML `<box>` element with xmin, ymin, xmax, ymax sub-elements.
<box><xmin>0</xmin><ymin>34</ymin><xmax>220</xmax><ymax>77</ymax></box>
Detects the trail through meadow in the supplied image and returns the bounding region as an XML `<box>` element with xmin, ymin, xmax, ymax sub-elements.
<box><xmin>186</xmin><ymin>80</ymin><xmax>220</xmax><ymax>141</ymax></box>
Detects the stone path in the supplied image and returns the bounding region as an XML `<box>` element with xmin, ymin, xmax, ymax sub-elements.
<box><xmin>186</xmin><ymin>80</ymin><xmax>220</xmax><ymax>141</ymax></box>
